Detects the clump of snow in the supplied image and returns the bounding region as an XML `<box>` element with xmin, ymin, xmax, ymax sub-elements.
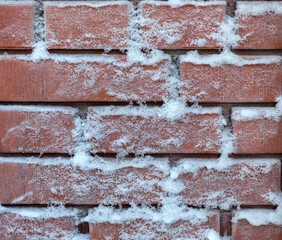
<box><xmin>211</xmin><ymin>16</ymin><xmax>241</xmax><ymax>49</ymax></box>
<box><xmin>233</xmin><ymin>193</ymin><xmax>282</xmax><ymax>226</ymax></box>
<box><xmin>232</xmin><ymin>107</ymin><xmax>281</xmax><ymax>122</ymax></box>
<box><xmin>180</xmin><ymin>50</ymin><xmax>281</xmax><ymax>67</ymax></box>
<box><xmin>236</xmin><ymin>2</ymin><xmax>282</xmax><ymax>16</ymax></box>
<box><xmin>44</xmin><ymin>1</ymin><xmax>129</xmax><ymax>8</ymax></box>
<box><xmin>0</xmin><ymin>1</ymin><xmax>34</xmax><ymax>5</ymax></box>
<box><xmin>142</xmin><ymin>0</ymin><xmax>226</xmax><ymax>8</ymax></box>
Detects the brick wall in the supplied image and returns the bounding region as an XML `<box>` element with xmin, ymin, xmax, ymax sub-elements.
<box><xmin>0</xmin><ymin>0</ymin><xmax>281</xmax><ymax>239</ymax></box>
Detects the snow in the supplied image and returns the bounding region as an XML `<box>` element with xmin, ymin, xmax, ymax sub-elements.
<box><xmin>233</xmin><ymin>193</ymin><xmax>282</xmax><ymax>226</ymax></box>
<box><xmin>232</xmin><ymin>107</ymin><xmax>281</xmax><ymax>122</ymax></box>
<box><xmin>237</xmin><ymin>1</ymin><xmax>282</xmax><ymax>16</ymax></box>
<box><xmin>141</xmin><ymin>0</ymin><xmax>226</xmax><ymax>8</ymax></box>
<box><xmin>44</xmin><ymin>1</ymin><xmax>130</xmax><ymax>8</ymax></box>
<box><xmin>0</xmin><ymin>104</ymin><xmax>77</xmax><ymax>114</ymax></box>
<box><xmin>180</xmin><ymin>50</ymin><xmax>281</xmax><ymax>67</ymax></box>
<box><xmin>0</xmin><ymin>1</ymin><xmax>34</xmax><ymax>5</ymax></box>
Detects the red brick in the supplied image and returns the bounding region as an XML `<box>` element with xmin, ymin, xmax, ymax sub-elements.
<box><xmin>232</xmin><ymin>108</ymin><xmax>282</xmax><ymax>154</ymax></box>
<box><xmin>0</xmin><ymin>56</ymin><xmax>168</xmax><ymax>102</ymax></box>
<box><xmin>0</xmin><ymin>212</ymin><xmax>75</xmax><ymax>240</ymax></box>
<box><xmin>45</xmin><ymin>2</ymin><xmax>130</xmax><ymax>49</ymax></box>
<box><xmin>0</xmin><ymin>106</ymin><xmax>75</xmax><ymax>153</ymax></box>
<box><xmin>90</xmin><ymin>211</ymin><xmax>219</xmax><ymax>240</ymax></box>
<box><xmin>0</xmin><ymin>159</ymin><xmax>166</xmax><ymax>204</ymax></box>
<box><xmin>180</xmin><ymin>57</ymin><xmax>281</xmax><ymax>102</ymax></box>
<box><xmin>0</xmin><ymin>3</ymin><xmax>34</xmax><ymax>49</ymax></box>
<box><xmin>232</xmin><ymin>213</ymin><xmax>282</xmax><ymax>240</ymax></box>
<box><xmin>180</xmin><ymin>159</ymin><xmax>280</xmax><ymax>206</ymax></box>
<box><xmin>237</xmin><ymin>2</ymin><xmax>282</xmax><ymax>49</ymax></box>
<box><xmin>141</xmin><ymin>3</ymin><xmax>225</xmax><ymax>49</ymax></box>
<box><xmin>87</xmin><ymin>107</ymin><xmax>222</xmax><ymax>154</ymax></box>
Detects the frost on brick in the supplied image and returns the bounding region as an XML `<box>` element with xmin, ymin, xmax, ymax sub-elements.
<box><xmin>140</xmin><ymin>2</ymin><xmax>225</xmax><ymax>49</ymax></box>
<box><xmin>0</xmin><ymin>55</ymin><xmax>169</xmax><ymax>102</ymax></box>
<box><xmin>0</xmin><ymin>105</ymin><xmax>76</xmax><ymax>153</ymax></box>
<box><xmin>180</xmin><ymin>51</ymin><xmax>281</xmax><ymax>102</ymax></box>
<box><xmin>86</xmin><ymin>106</ymin><xmax>222</xmax><ymax>155</ymax></box>
<box><xmin>177</xmin><ymin>159</ymin><xmax>280</xmax><ymax>207</ymax></box>
<box><xmin>0</xmin><ymin>205</ymin><xmax>77</xmax><ymax>240</ymax></box>
<box><xmin>236</xmin><ymin>2</ymin><xmax>282</xmax><ymax>49</ymax></box>
<box><xmin>0</xmin><ymin>157</ymin><xmax>169</xmax><ymax>204</ymax></box>
<box><xmin>86</xmin><ymin>205</ymin><xmax>220</xmax><ymax>240</ymax></box>
<box><xmin>45</xmin><ymin>2</ymin><xmax>130</xmax><ymax>49</ymax></box>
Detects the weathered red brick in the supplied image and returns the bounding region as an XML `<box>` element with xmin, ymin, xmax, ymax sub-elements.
<box><xmin>180</xmin><ymin>159</ymin><xmax>280</xmax><ymax>206</ymax></box>
<box><xmin>0</xmin><ymin>3</ymin><xmax>34</xmax><ymax>49</ymax></box>
<box><xmin>45</xmin><ymin>2</ymin><xmax>130</xmax><ymax>49</ymax></box>
<box><xmin>232</xmin><ymin>211</ymin><xmax>282</xmax><ymax>240</ymax></box>
<box><xmin>87</xmin><ymin>107</ymin><xmax>222</xmax><ymax>154</ymax></box>
<box><xmin>0</xmin><ymin>56</ymin><xmax>168</xmax><ymax>102</ymax></box>
<box><xmin>90</xmin><ymin>211</ymin><xmax>220</xmax><ymax>240</ymax></box>
<box><xmin>180</xmin><ymin>56</ymin><xmax>281</xmax><ymax>102</ymax></box>
<box><xmin>0</xmin><ymin>212</ymin><xmax>75</xmax><ymax>240</ymax></box>
<box><xmin>237</xmin><ymin>2</ymin><xmax>282</xmax><ymax>49</ymax></box>
<box><xmin>0</xmin><ymin>106</ymin><xmax>76</xmax><ymax>153</ymax></box>
<box><xmin>141</xmin><ymin>2</ymin><xmax>225</xmax><ymax>49</ymax></box>
<box><xmin>0</xmin><ymin>158</ymin><xmax>166</xmax><ymax>204</ymax></box>
<box><xmin>232</xmin><ymin>107</ymin><xmax>282</xmax><ymax>154</ymax></box>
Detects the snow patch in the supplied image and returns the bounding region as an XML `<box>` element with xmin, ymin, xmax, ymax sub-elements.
<box><xmin>237</xmin><ymin>2</ymin><xmax>282</xmax><ymax>16</ymax></box>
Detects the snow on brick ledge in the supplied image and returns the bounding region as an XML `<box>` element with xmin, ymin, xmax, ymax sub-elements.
<box><xmin>232</xmin><ymin>107</ymin><xmax>282</xmax><ymax>154</ymax></box>
<box><xmin>45</xmin><ymin>1</ymin><xmax>130</xmax><ymax>49</ymax></box>
<box><xmin>0</xmin><ymin>105</ymin><xmax>76</xmax><ymax>153</ymax></box>
<box><xmin>180</xmin><ymin>52</ymin><xmax>281</xmax><ymax>102</ymax></box>
<box><xmin>140</xmin><ymin>1</ymin><xmax>226</xmax><ymax>49</ymax></box>
<box><xmin>87</xmin><ymin>106</ymin><xmax>222</xmax><ymax>154</ymax></box>
<box><xmin>236</xmin><ymin>1</ymin><xmax>282</xmax><ymax>49</ymax></box>
<box><xmin>0</xmin><ymin>55</ymin><xmax>169</xmax><ymax>102</ymax></box>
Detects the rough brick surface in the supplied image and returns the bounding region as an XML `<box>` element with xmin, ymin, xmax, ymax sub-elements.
<box><xmin>45</xmin><ymin>2</ymin><xmax>130</xmax><ymax>49</ymax></box>
<box><xmin>233</xmin><ymin>108</ymin><xmax>282</xmax><ymax>154</ymax></box>
<box><xmin>0</xmin><ymin>107</ymin><xmax>75</xmax><ymax>153</ymax></box>
<box><xmin>0</xmin><ymin>4</ymin><xmax>34</xmax><ymax>49</ymax></box>
<box><xmin>141</xmin><ymin>3</ymin><xmax>225</xmax><ymax>49</ymax></box>
<box><xmin>237</xmin><ymin>3</ymin><xmax>282</xmax><ymax>49</ymax></box>
<box><xmin>180</xmin><ymin>59</ymin><xmax>281</xmax><ymax>102</ymax></box>
<box><xmin>0</xmin><ymin>213</ymin><xmax>75</xmax><ymax>240</ymax></box>
<box><xmin>0</xmin><ymin>160</ymin><xmax>166</xmax><ymax>204</ymax></box>
<box><xmin>0</xmin><ymin>57</ymin><xmax>168</xmax><ymax>102</ymax></box>
<box><xmin>232</xmin><ymin>217</ymin><xmax>282</xmax><ymax>240</ymax></box>
<box><xmin>88</xmin><ymin>107</ymin><xmax>222</xmax><ymax>154</ymax></box>
<box><xmin>90</xmin><ymin>212</ymin><xmax>220</xmax><ymax>240</ymax></box>
<box><xmin>180</xmin><ymin>159</ymin><xmax>280</xmax><ymax>206</ymax></box>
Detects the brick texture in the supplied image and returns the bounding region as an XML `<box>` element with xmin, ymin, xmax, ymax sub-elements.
<box><xmin>90</xmin><ymin>211</ymin><xmax>220</xmax><ymax>240</ymax></box>
<box><xmin>0</xmin><ymin>107</ymin><xmax>75</xmax><ymax>153</ymax></box>
<box><xmin>180</xmin><ymin>159</ymin><xmax>280</xmax><ymax>206</ymax></box>
<box><xmin>0</xmin><ymin>213</ymin><xmax>75</xmax><ymax>240</ymax></box>
<box><xmin>233</xmin><ymin>108</ymin><xmax>282</xmax><ymax>154</ymax></box>
<box><xmin>0</xmin><ymin>4</ymin><xmax>34</xmax><ymax>49</ymax></box>
<box><xmin>237</xmin><ymin>3</ymin><xmax>282</xmax><ymax>49</ymax></box>
<box><xmin>45</xmin><ymin>2</ymin><xmax>130</xmax><ymax>49</ymax></box>
<box><xmin>88</xmin><ymin>107</ymin><xmax>222</xmax><ymax>154</ymax></box>
<box><xmin>180</xmin><ymin>58</ymin><xmax>281</xmax><ymax>102</ymax></box>
<box><xmin>0</xmin><ymin>160</ymin><xmax>166</xmax><ymax>204</ymax></box>
<box><xmin>0</xmin><ymin>56</ymin><xmax>168</xmax><ymax>102</ymax></box>
<box><xmin>141</xmin><ymin>3</ymin><xmax>225</xmax><ymax>49</ymax></box>
<box><xmin>232</xmin><ymin>216</ymin><xmax>282</xmax><ymax>240</ymax></box>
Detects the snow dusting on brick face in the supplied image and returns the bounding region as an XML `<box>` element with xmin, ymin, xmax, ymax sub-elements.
<box><xmin>0</xmin><ymin>56</ymin><xmax>169</xmax><ymax>102</ymax></box>
<box><xmin>90</xmin><ymin>213</ymin><xmax>220</xmax><ymax>240</ymax></box>
<box><xmin>0</xmin><ymin>212</ymin><xmax>75</xmax><ymax>240</ymax></box>
<box><xmin>0</xmin><ymin>106</ymin><xmax>76</xmax><ymax>153</ymax></box>
<box><xmin>141</xmin><ymin>2</ymin><xmax>225</xmax><ymax>49</ymax></box>
<box><xmin>233</xmin><ymin>107</ymin><xmax>282</xmax><ymax>154</ymax></box>
<box><xmin>180</xmin><ymin>54</ymin><xmax>281</xmax><ymax>102</ymax></box>
<box><xmin>45</xmin><ymin>2</ymin><xmax>130</xmax><ymax>49</ymax></box>
<box><xmin>0</xmin><ymin>3</ymin><xmax>34</xmax><ymax>49</ymax></box>
<box><xmin>179</xmin><ymin>159</ymin><xmax>281</xmax><ymax>207</ymax></box>
<box><xmin>87</xmin><ymin>106</ymin><xmax>222</xmax><ymax>154</ymax></box>
<box><xmin>0</xmin><ymin>159</ymin><xmax>167</xmax><ymax>204</ymax></box>
<box><xmin>236</xmin><ymin>2</ymin><xmax>282</xmax><ymax>49</ymax></box>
